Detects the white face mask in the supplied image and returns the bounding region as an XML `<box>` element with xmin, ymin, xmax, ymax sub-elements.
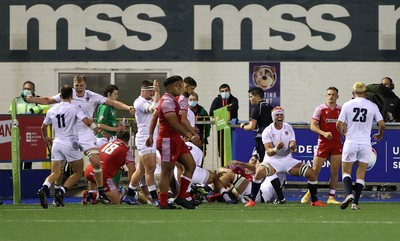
<box><xmin>221</xmin><ymin>92</ymin><xmax>230</xmax><ymax>99</ymax></box>
<box><xmin>188</xmin><ymin>101</ymin><xmax>198</xmax><ymax>107</ymax></box>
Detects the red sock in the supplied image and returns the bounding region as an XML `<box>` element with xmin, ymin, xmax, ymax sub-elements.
<box><xmin>177</xmin><ymin>175</ymin><xmax>191</xmax><ymax>199</ymax></box>
<box><xmin>159</xmin><ymin>192</ymin><xmax>169</xmax><ymax>207</ymax></box>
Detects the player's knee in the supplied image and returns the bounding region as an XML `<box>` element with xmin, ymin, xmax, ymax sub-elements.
<box><xmin>300</xmin><ymin>164</ymin><xmax>314</xmax><ymax>179</ymax></box>
<box><xmin>232</xmin><ymin>174</ymin><xmax>246</xmax><ymax>190</ymax></box>
<box><xmin>145</xmin><ymin>164</ymin><xmax>156</xmax><ymax>173</ymax></box>
<box><xmin>257</xmin><ymin>163</ymin><xmax>271</xmax><ymax>177</ymax></box>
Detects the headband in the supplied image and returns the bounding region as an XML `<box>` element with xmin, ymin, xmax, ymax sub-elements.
<box><xmin>141</xmin><ymin>86</ymin><xmax>154</xmax><ymax>90</ymax></box>
<box><xmin>271</xmin><ymin>106</ymin><xmax>285</xmax><ymax>119</ymax></box>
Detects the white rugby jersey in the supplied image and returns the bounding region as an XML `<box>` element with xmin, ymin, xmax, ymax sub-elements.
<box><xmin>188</xmin><ymin>108</ymin><xmax>196</xmax><ymax>127</ymax></box>
<box><xmin>178</xmin><ymin>95</ymin><xmax>195</xmax><ymax>127</ymax></box>
<box><xmin>43</xmin><ymin>102</ymin><xmax>87</xmax><ymax>145</ymax></box>
<box><xmin>262</xmin><ymin>122</ymin><xmax>296</xmax><ymax>157</ymax></box>
<box><xmin>53</xmin><ymin>89</ymin><xmax>106</xmax><ymax>130</ymax></box>
<box><xmin>134</xmin><ymin>96</ymin><xmax>158</xmax><ymax>137</ymax></box>
<box><xmin>338</xmin><ymin>97</ymin><xmax>383</xmax><ymax>145</ymax></box>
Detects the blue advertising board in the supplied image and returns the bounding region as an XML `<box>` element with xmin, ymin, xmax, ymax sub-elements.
<box><xmin>234</xmin><ymin>125</ymin><xmax>400</xmax><ymax>183</ymax></box>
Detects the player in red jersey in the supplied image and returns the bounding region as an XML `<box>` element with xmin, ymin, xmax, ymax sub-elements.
<box><xmin>84</xmin><ymin>130</ymin><xmax>136</xmax><ymax>204</ymax></box>
<box><xmin>146</xmin><ymin>75</ymin><xmax>199</xmax><ymax>209</ymax></box>
<box><xmin>301</xmin><ymin>87</ymin><xmax>342</xmax><ymax>204</ymax></box>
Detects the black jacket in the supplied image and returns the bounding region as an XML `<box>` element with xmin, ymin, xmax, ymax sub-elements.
<box><xmin>209</xmin><ymin>94</ymin><xmax>239</xmax><ymax>120</ymax></box>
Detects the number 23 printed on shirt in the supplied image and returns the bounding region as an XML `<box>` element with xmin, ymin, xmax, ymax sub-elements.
<box><xmin>352</xmin><ymin>107</ymin><xmax>367</xmax><ymax>122</ymax></box>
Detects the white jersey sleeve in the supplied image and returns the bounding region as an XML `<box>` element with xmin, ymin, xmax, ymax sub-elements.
<box><xmin>187</xmin><ymin>108</ymin><xmax>196</xmax><ymax>127</ymax></box>
<box><xmin>134</xmin><ymin>96</ymin><xmax>155</xmax><ymax>137</ymax></box>
<box><xmin>52</xmin><ymin>93</ymin><xmax>62</xmax><ymax>103</ymax></box>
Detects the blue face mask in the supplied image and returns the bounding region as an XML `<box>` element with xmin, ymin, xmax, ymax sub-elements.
<box><xmin>21</xmin><ymin>90</ymin><xmax>32</xmax><ymax>98</ymax></box>
<box><xmin>188</xmin><ymin>101</ymin><xmax>198</xmax><ymax>107</ymax></box>
<box><xmin>221</xmin><ymin>92</ymin><xmax>230</xmax><ymax>99</ymax></box>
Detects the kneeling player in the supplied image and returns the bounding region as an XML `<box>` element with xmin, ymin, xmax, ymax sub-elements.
<box><xmin>84</xmin><ymin>130</ymin><xmax>136</xmax><ymax>204</ymax></box>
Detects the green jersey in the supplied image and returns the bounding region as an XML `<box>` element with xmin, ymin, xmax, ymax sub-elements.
<box><xmin>96</xmin><ymin>104</ymin><xmax>117</xmax><ymax>138</ymax></box>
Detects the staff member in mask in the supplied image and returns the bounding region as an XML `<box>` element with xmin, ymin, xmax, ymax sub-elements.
<box><xmin>209</xmin><ymin>84</ymin><xmax>239</xmax><ymax>166</ymax></box>
<box><xmin>9</xmin><ymin>81</ymin><xmax>50</xmax><ymax>169</ymax></box>
<box><xmin>9</xmin><ymin>81</ymin><xmax>50</xmax><ymax>115</ymax></box>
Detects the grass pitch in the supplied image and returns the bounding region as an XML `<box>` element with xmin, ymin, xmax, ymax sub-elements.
<box><xmin>0</xmin><ymin>202</ymin><xmax>398</xmax><ymax>241</ymax></box>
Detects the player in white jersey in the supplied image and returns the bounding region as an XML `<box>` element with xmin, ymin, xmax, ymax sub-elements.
<box><xmin>181</xmin><ymin>76</ymin><xmax>199</xmax><ymax>133</ymax></box>
<box><xmin>37</xmin><ymin>85</ymin><xmax>102</xmax><ymax>208</ymax></box>
<box><xmin>183</xmin><ymin>77</ymin><xmax>198</xmax><ymax>128</ymax></box>
<box><xmin>27</xmin><ymin>75</ymin><xmax>135</xmax><ymax>203</ymax></box>
<box><xmin>123</xmin><ymin>79</ymin><xmax>161</xmax><ymax>206</ymax></box>
<box><xmin>336</xmin><ymin>82</ymin><xmax>385</xmax><ymax>210</ymax></box>
<box><xmin>246</xmin><ymin>106</ymin><xmax>325</xmax><ymax>207</ymax></box>
<box><xmin>182</xmin><ymin>141</ymin><xmax>234</xmax><ymax>204</ymax></box>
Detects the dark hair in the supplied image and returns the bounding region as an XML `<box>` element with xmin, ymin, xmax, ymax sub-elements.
<box><xmin>23</xmin><ymin>81</ymin><xmax>35</xmax><ymax>91</ymax></box>
<box><xmin>327</xmin><ymin>86</ymin><xmax>339</xmax><ymax>93</ymax></box>
<box><xmin>103</xmin><ymin>84</ymin><xmax>118</xmax><ymax>97</ymax></box>
<box><xmin>60</xmin><ymin>85</ymin><xmax>73</xmax><ymax>99</ymax></box>
<box><xmin>219</xmin><ymin>84</ymin><xmax>230</xmax><ymax>92</ymax></box>
<box><xmin>141</xmin><ymin>79</ymin><xmax>153</xmax><ymax>88</ymax></box>
<box><xmin>163</xmin><ymin>75</ymin><xmax>183</xmax><ymax>87</ymax></box>
<box><xmin>381</xmin><ymin>76</ymin><xmax>394</xmax><ymax>90</ymax></box>
<box><xmin>248</xmin><ymin>87</ymin><xmax>264</xmax><ymax>98</ymax></box>
<box><xmin>183</xmin><ymin>76</ymin><xmax>197</xmax><ymax>87</ymax></box>
<box><xmin>190</xmin><ymin>92</ymin><xmax>199</xmax><ymax>100</ymax></box>
<box><xmin>116</xmin><ymin>130</ymin><xmax>130</xmax><ymax>142</ymax></box>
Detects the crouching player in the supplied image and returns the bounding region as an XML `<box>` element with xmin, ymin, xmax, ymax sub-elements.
<box><xmin>84</xmin><ymin>130</ymin><xmax>136</xmax><ymax>204</ymax></box>
<box><xmin>245</xmin><ymin>106</ymin><xmax>325</xmax><ymax>207</ymax></box>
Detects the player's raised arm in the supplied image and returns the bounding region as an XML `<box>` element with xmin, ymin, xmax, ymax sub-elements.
<box><xmin>105</xmin><ymin>98</ymin><xmax>135</xmax><ymax>115</ymax></box>
<box><xmin>27</xmin><ymin>95</ymin><xmax>57</xmax><ymax>105</ymax></box>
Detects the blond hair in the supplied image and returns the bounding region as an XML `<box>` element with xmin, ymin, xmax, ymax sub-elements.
<box><xmin>73</xmin><ymin>75</ymin><xmax>86</xmax><ymax>83</ymax></box>
<box><xmin>352</xmin><ymin>82</ymin><xmax>366</xmax><ymax>94</ymax></box>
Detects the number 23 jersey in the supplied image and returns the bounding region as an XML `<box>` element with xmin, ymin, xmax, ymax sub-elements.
<box><xmin>338</xmin><ymin>97</ymin><xmax>383</xmax><ymax>145</ymax></box>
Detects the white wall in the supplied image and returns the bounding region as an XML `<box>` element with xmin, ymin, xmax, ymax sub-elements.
<box><xmin>1</xmin><ymin>62</ymin><xmax>400</xmax><ymax>122</ymax></box>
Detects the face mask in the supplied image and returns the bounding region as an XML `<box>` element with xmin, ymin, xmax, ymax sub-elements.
<box><xmin>221</xmin><ymin>92</ymin><xmax>230</xmax><ymax>99</ymax></box>
<box><xmin>21</xmin><ymin>90</ymin><xmax>32</xmax><ymax>98</ymax></box>
<box><xmin>188</xmin><ymin>101</ymin><xmax>197</xmax><ymax>107</ymax></box>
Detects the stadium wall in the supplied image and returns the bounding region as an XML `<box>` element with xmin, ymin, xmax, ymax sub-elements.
<box><xmin>1</xmin><ymin>1</ymin><xmax>400</xmax><ymax>121</ymax></box>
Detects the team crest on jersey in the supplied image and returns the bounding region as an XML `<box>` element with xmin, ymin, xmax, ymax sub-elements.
<box><xmin>285</xmin><ymin>131</ymin><xmax>289</xmax><ymax>135</ymax></box>
<box><xmin>86</xmin><ymin>96</ymin><xmax>90</xmax><ymax>101</ymax></box>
